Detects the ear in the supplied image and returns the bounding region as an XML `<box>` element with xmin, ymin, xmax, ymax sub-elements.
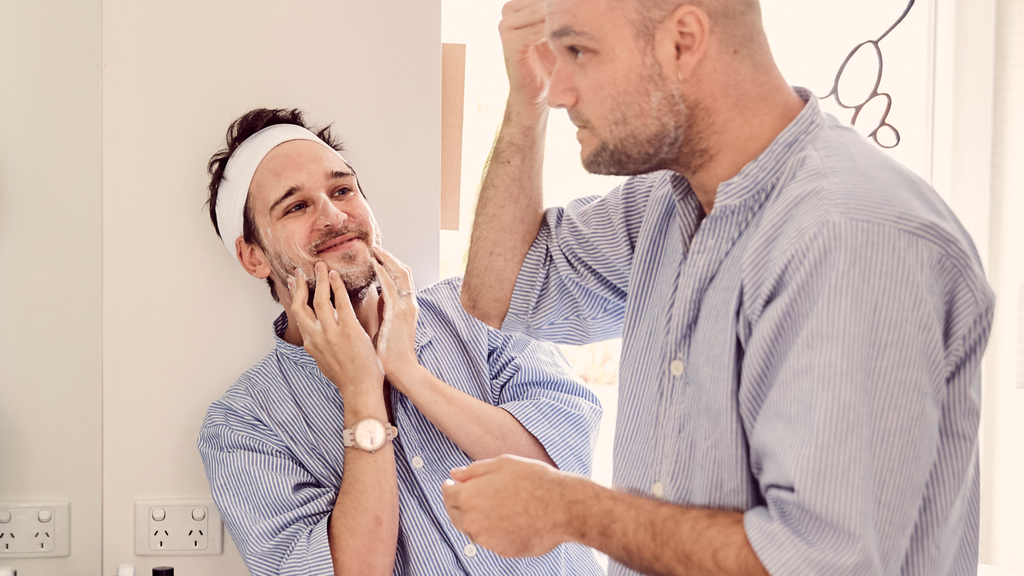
<box><xmin>657</xmin><ymin>4</ymin><xmax>710</xmax><ymax>84</ymax></box>
<box><xmin>236</xmin><ymin>236</ymin><xmax>272</xmax><ymax>280</ymax></box>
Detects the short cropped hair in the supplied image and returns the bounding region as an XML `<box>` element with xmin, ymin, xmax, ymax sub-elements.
<box><xmin>206</xmin><ymin>108</ymin><xmax>346</xmax><ymax>301</ymax></box>
<box><xmin>630</xmin><ymin>0</ymin><xmax>762</xmax><ymax>46</ymax></box>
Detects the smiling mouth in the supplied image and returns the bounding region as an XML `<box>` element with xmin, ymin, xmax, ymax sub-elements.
<box><xmin>316</xmin><ymin>234</ymin><xmax>361</xmax><ymax>254</ymax></box>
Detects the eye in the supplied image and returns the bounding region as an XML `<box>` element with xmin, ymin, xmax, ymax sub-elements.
<box><xmin>566</xmin><ymin>45</ymin><xmax>584</xmax><ymax>59</ymax></box>
<box><xmin>285</xmin><ymin>201</ymin><xmax>307</xmax><ymax>214</ymax></box>
<box><xmin>333</xmin><ymin>186</ymin><xmax>353</xmax><ymax>197</ymax></box>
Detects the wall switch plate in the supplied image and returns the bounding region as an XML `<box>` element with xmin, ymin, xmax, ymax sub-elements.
<box><xmin>134</xmin><ymin>500</ymin><xmax>223</xmax><ymax>556</ymax></box>
<box><xmin>0</xmin><ymin>501</ymin><xmax>71</xmax><ymax>558</ymax></box>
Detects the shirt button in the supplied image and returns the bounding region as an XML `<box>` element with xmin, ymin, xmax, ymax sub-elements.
<box><xmin>463</xmin><ymin>543</ymin><xmax>477</xmax><ymax>558</ymax></box>
<box><xmin>669</xmin><ymin>360</ymin><xmax>685</xmax><ymax>376</ymax></box>
<box><xmin>411</xmin><ymin>456</ymin><xmax>425</xmax><ymax>469</ymax></box>
<box><xmin>652</xmin><ymin>482</ymin><xmax>665</xmax><ymax>498</ymax></box>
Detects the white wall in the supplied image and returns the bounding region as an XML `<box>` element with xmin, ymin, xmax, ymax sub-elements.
<box><xmin>0</xmin><ymin>1</ymin><xmax>104</xmax><ymax>575</ymax></box>
<box><xmin>100</xmin><ymin>1</ymin><xmax>440</xmax><ymax>574</ymax></box>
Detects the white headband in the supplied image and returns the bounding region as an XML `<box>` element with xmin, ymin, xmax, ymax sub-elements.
<box><xmin>216</xmin><ymin>123</ymin><xmax>348</xmax><ymax>264</ymax></box>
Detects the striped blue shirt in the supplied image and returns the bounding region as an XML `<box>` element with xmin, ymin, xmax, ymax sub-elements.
<box><xmin>503</xmin><ymin>89</ymin><xmax>995</xmax><ymax>576</ymax></box>
<box><xmin>198</xmin><ymin>276</ymin><xmax>604</xmax><ymax>576</ymax></box>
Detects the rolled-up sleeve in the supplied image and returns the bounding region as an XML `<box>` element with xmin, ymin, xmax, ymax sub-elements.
<box><xmin>485</xmin><ymin>328</ymin><xmax>603</xmax><ymax>476</ymax></box>
<box><xmin>504</xmin><ymin>174</ymin><xmax>662</xmax><ymax>345</ymax></box>
<box><xmin>742</xmin><ymin>220</ymin><xmax>993</xmax><ymax>576</ymax></box>
<box><xmin>198</xmin><ymin>416</ymin><xmax>336</xmax><ymax>576</ymax></box>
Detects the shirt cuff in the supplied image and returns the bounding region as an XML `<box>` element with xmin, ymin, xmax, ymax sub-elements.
<box><xmin>744</xmin><ymin>504</ymin><xmax>873</xmax><ymax>576</ymax></box>
<box><xmin>500</xmin><ymin>394</ymin><xmax>602</xmax><ymax>476</ymax></box>
<box><xmin>276</xmin><ymin>512</ymin><xmax>335</xmax><ymax>576</ymax></box>
<box><xmin>501</xmin><ymin>219</ymin><xmax>553</xmax><ymax>335</ymax></box>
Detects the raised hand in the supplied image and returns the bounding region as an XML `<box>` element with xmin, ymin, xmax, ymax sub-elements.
<box><xmin>288</xmin><ymin>262</ymin><xmax>384</xmax><ymax>398</ymax></box>
<box><xmin>371</xmin><ymin>247</ymin><xmax>421</xmax><ymax>389</ymax></box>
<box><xmin>499</xmin><ymin>0</ymin><xmax>556</xmax><ymax>109</ymax></box>
<box><xmin>442</xmin><ymin>455</ymin><xmax>571</xmax><ymax>557</ymax></box>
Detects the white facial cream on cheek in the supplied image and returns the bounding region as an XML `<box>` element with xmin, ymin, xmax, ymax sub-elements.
<box><xmin>261</xmin><ymin>222</ymin><xmax>315</xmax><ymax>289</ymax></box>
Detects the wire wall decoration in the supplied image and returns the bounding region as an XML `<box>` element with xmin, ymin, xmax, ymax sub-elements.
<box><xmin>821</xmin><ymin>0</ymin><xmax>916</xmax><ymax>149</ymax></box>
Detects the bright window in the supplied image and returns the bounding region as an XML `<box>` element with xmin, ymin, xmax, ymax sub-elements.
<box><xmin>440</xmin><ymin>0</ymin><xmax>628</xmax><ymax>491</ymax></box>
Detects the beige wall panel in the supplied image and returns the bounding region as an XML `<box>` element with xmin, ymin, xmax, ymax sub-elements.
<box><xmin>101</xmin><ymin>1</ymin><xmax>441</xmax><ymax>573</ymax></box>
<box><xmin>441</xmin><ymin>43</ymin><xmax>466</xmax><ymax>231</ymax></box>
<box><xmin>0</xmin><ymin>1</ymin><xmax>104</xmax><ymax>575</ymax></box>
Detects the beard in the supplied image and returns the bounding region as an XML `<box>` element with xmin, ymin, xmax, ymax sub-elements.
<box><xmin>576</xmin><ymin>58</ymin><xmax>710</xmax><ymax>177</ymax></box>
<box><xmin>264</xmin><ymin>226</ymin><xmax>379</xmax><ymax>305</ymax></box>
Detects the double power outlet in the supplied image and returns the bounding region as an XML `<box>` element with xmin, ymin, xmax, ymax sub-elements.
<box><xmin>0</xmin><ymin>501</ymin><xmax>70</xmax><ymax>559</ymax></box>
<box><xmin>134</xmin><ymin>500</ymin><xmax>223</xmax><ymax>557</ymax></box>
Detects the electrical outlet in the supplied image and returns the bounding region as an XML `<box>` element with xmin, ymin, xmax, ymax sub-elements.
<box><xmin>134</xmin><ymin>500</ymin><xmax>222</xmax><ymax>556</ymax></box>
<box><xmin>0</xmin><ymin>501</ymin><xmax>70</xmax><ymax>559</ymax></box>
<box><xmin>149</xmin><ymin>507</ymin><xmax>207</xmax><ymax>552</ymax></box>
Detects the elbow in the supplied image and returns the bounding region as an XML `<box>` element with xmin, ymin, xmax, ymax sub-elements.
<box><xmin>460</xmin><ymin>283</ymin><xmax>505</xmax><ymax>329</ymax></box>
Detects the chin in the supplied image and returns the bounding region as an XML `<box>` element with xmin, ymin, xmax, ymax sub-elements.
<box><xmin>301</xmin><ymin>260</ymin><xmax>376</xmax><ymax>309</ymax></box>
<box><xmin>328</xmin><ymin>257</ymin><xmax>376</xmax><ymax>294</ymax></box>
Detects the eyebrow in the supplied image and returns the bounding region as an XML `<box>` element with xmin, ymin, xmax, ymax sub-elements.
<box><xmin>550</xmin><ymin>26</ymin><xmax>592</xmax><ymax>41</ymax></box>
<box><xmin>268</xmin><ymin>186</ymin><xmax>301</xmax><ymax>215</ymax></box>
<box><xmin>267</xmin><ymin>169</ymin><xmax>357</xmax><ymax>215</ymax></box>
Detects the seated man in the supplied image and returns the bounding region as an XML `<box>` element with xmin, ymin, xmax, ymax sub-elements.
<box><xmin>197</xmin><ymin>108</ymin><xmax>604</xmax><ymax>576</ymax></box>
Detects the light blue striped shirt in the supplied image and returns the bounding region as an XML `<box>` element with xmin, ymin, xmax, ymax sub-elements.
<box><xmin>503</xmin><ymin>89</ymin><xmax>994</xmax><ymax>576</ymax></box>
<box><xmin>198</xmin><ymin>276</ymin><xmax>604</xmax><ymax>576</ymax></box>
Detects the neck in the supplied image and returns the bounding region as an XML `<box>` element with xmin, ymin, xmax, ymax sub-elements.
<box><xmin>352</xmin><ymin>286</ymin><xmax>382</xmax><ymax>340</ymax></box>
<box><xmin>677</xmin><ymin>65</ymin><xmax>806</xmax><ymax>214</ymax></box>
<box><xmin>282</xmin><ymin>283</ymin><xmax>381</xmax><ymax>347</ymax></box>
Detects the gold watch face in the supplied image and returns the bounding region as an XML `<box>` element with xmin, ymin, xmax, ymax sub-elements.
<box><xmin>354</xmin><ymin>419</ymin><xmax>387</xmax><ymax>451</ymax></box>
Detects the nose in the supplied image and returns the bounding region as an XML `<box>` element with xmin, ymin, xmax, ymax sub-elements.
<box><xmin>546</xmin><ymin>60</ymin><xmax>577</xmax><ymax>110</ymax></box>
<box><xmin>313</xmin><ymin>196</ymin><xmax>347</xmax><ymax>229</ymax></box>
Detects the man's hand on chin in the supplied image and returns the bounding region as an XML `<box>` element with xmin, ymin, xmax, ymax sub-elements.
<box><xmin>441</xmin><ymin>455</ymin><xmax>576</xmax><ymax>558</ymax></box>
<box><xmin>287</xmin><ymin>261</ymin><xmax>385</xmax><ymax>397</ymax></box>
<box><xmin>371</xmin><ymin>246</ymin><xmax>422</xmax><ymax>389</ymax></box>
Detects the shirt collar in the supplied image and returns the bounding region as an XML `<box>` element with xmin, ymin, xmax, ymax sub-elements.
<box><xmin>713</xmin><ymin>87</ymin><xmax>824</xmax><ymax>209</ymax></box>
<box><xmin>272</xmin><ymin>310</ymin><xmax>434</xmax><ymax>372</ymax></box>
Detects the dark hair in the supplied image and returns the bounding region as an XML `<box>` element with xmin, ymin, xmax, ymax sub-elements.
<box><xmin>206</xmin><ymin>108</ymin><xmax>346</xmax><ymax>301</ymax></box>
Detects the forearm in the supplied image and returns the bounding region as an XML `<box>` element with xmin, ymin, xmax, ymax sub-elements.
<box><xmin>564</xmin><ymin>478</ymin><xmax>768</xmax><ymax>576</ymax></box>
<box><xmin>461</xmin><ymin>100</ymin><xmax>549</xmax><ymax>328</ymax></box>
<box><xmin>392</xmin><ymin>364</ymin><xmax>555</xmax><ymax>466</ymax></box>
<box><xmin>328</xmin><ymin>392</ymin><xmax>400</xmax><ymax>576</ymax></box>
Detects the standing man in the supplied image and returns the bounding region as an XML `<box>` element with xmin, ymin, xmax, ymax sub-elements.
<box><xmin>197</xmin><ymin>108</ymin><xmax>604</xmax><ymax>576</ymax></box>
<box><xmin>445</xmin><ymin>1</ymin><xmax>994</xmax><ymax>575</ymax></box>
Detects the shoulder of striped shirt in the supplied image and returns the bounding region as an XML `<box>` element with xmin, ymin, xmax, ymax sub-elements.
<box><xmin>760</xmin><ymin>135</ymin><xmax>989</xmax><ymax>295</ymax></box>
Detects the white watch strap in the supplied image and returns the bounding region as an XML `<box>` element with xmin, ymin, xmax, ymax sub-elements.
<box><xmin>342</xmin><ymin>422</ymin><xmax>398</xmax><ymax>447</ymax></box>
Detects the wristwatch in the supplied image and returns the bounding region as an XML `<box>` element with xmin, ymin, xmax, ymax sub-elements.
<box><xmin>343</xmin><ymin>418</ymin><xmax>399</xmax><ymax>453</ymax></box>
